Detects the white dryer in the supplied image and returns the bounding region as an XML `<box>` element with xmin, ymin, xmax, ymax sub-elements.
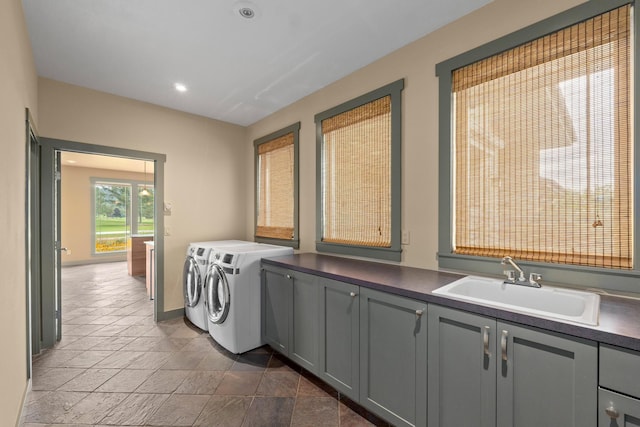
<box><xmin>205</xmin><ymin>243</ymin><xmax>293</xmax><ymax>353</ymax></box>
<box><xmin>183</xmin><ymin>240</ymin><xmax>252</xmax><ymax>330</ymax></box>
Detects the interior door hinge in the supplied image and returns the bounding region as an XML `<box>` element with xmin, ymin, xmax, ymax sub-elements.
<box><xmin>55</xmin><ymin>171</ymin><xmax>61</xmax><ymax>181</ymax></box>
<box><xmin>55</xmin><ymin>310</ymin><xmax>61</xmax><ymax>321</ymax></box>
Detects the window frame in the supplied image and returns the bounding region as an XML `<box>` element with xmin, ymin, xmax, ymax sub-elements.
<box><xmin>91</xmin><ymin>177</ymin><xmax>155</xmax><ymax>256</ymax></box>
<box><xmin>315</xmin><ymin>79</ymin><xmax>404</xmax><ymax>261</ymax></box>
<box><xmin>436</xmin><ymin>0</ymin><xmax>639</xmax><ymax>292</ymax></box>
<box><xmin>253</xmin><ymin>122</ymin><xmax>300</xmax><ymax>249</ymax></box>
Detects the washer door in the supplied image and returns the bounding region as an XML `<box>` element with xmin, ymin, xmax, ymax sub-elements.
<box><xmin>183</xmin><ymin>256</ymin><xmax>202</xmax><ymax>307</ymax></box>
<box><xmin>205</xmin><ymin>264</ymin><xmax>230</xmax><ymax>324</ymax></box>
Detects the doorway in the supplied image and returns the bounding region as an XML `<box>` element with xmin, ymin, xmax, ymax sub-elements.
<box><xmin>33</xmin><ymin>137</ymin><xmax>166</xmax><ymax>356</ymax></box>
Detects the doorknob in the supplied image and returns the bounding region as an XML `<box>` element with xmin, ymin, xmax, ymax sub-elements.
<box><xmin>59</xmin><ymin>247</ymin><xmax>71</xmax><ymax>255</ymax></box>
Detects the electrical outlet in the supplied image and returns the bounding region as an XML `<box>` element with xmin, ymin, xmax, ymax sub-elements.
<box><xmin>164</xmin><ymin>226</ymin><xmax>171</xmax><ymax>236</ymax></box>
<box><xmin>402</xmin><ymin>230</ymin><xmax>410</xmax><ymax>245</ymax></box>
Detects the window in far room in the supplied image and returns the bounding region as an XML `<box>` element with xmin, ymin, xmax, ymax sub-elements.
<box><xmin>254</xmin><ymin>122</ymin><xmax>300</xmax><ymax>248</ymax></box>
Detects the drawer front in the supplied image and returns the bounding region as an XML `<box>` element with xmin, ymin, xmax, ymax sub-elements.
<box><xmin>599</xmin><ymin>389</ymin><xmax>640</xmax><ymax>427</ymax></box>
<box><xmin>600</xmin><ymin>344</ymin><xmax>640</xmax><ymax>399</ymax></box>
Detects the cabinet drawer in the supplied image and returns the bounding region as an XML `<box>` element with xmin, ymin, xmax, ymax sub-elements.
<box><xmin>600</xmin><ymin>344</ymin><xmax>640</xmax><ymax>398</ymax></box>
<box><xmin>599</xmin><ymin>388</ymin><xmax>640</xmax><ymax>427</ymax></box>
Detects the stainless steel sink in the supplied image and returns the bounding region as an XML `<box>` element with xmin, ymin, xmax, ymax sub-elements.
<box><xmin>432</xmin><ymin>276</ymin><xmax>600</xmax><ymax>325</ymax></box>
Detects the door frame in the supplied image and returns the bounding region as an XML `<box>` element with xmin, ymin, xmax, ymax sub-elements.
<box><xmin>38</xmin><ymin>137</ymin><xmax>167</xmax><ymax>345</ymax></box>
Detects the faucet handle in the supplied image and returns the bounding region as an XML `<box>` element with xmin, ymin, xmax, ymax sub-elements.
<box><xmin>503</xmin><ymin>270</ymin><xmax>516</xmax><ymax>282</ymax></box>
<box><xmin>529</xmin><ymin>272</ymin><xmax>542</xmax><ymax>285</ymax></box>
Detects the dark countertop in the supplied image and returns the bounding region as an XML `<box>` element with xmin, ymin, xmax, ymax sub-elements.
<box><xmin>262</xmin><ymin>253</ymin><xmax>640</xmax><ymax>352</ymax></box>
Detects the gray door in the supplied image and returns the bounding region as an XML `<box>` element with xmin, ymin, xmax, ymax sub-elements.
<box><xmin>427</xmin><ymin>305</ymin><xmax>496</xmax><ymax>427</ymax></box>
<box><xmin>261</xmin><ymin>267</ymin><xmax>291</xmax><ymax>354</ymax></box>
<box><xmin>290</xmin><ymin>272</ymin><xmax>319</xmax><ymax>373</ymax></box>
<box><xmin>359</xmin><ymin>287</ymin><xmax>427</xmax><ymax>427</ymax></box>
<box><xmin>26</xmin><ymin>113</ymin><xmax>40</xmax><ymax>375</ymax></box>
<box><xmin>496</xmin><ymin>321</ymin><xmax>597</xmax><ymax>427</ymax></box>
<box><xmin>318</xmin><ymin>277</ymin><xmax>359</xmax><ymax>400</ymax></box>
<box><xmin>599</xmin><ymin>389</ymin><xmax>640</xmax><ymax>427</ymax></box>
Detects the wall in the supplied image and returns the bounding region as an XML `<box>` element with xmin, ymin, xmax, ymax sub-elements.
<box><xmin>61</xmin><ymin>165</ymin><xmax>151</xmax><ymax>265</ymax></box>
<box><xmin>245</xmin><ymin>0</ymin><xmax>585</xmax><ymax>270</ymax></box>
<box><xmin>38</xmin><ymin>78</ymin><xmax>248</xmax><ymax>312</ymax></box>
<box><xmin>0</xmin><ymin>0</ymin><xmax>38</xmax><ymax>425</ymax></box>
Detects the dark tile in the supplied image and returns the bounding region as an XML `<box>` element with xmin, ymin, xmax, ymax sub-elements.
<box><xmin>193</xmin><ymin>395</ymin><xmax>252</xmax><ymax>427</ymax></box>
<box><xmin>339</xmin><ymin>395</ymin><xmax>390</xmax><ymax>427</ymax></box>
<box><xmin>298</xmin><ymin>371</ymin><xmax>338</xmax><ymax>398</ymax></box>
<box><xmin>291</xmin><ymin>396</ymin><xmax>339</xmax><ymax>427</ymax></box>
<box><xmin>256</xmin><ymin>372</ymin><xmax>300</xmax><ymax>397</ymax></box>
<box><xmin>57</xmin><ymin>368</ymin><xmax>120</xmax><ymax>392</ymax></box>
<box><xmin>100</xmin><ymin>393</ymin><xmax>169</xmax><ymax>425</ymax></box>
<box><xmin>175</xmin><ymin>370</ymin><xmax>224</xmax><ymax>395</ymax></box>
<box><xmin>145</xmin><ymin>394</ymin><xmax>211</xmax><ymax>426</ymax></box>
<box><xmin>53</xmin><ymin>392</ymin><xmax>128</xmax><ymax>424</ymax></box>
<box><xmin>196</xmin><ymin>351</ymin><xmax>236</xmax><ymax>371</ymax></box>
<box><xmin>230</xmin><ymin>352</ymin><xmax>271</xmax><ymax>372</ymax></box>
<box><xmin>267</xmin><ymin>353</ymin><xmax>300</xmax><ymax>373</ymax></box>
<box><xmin>215</xmin><ymin>371</ymin><xmax>263</xmax><ymax>396</ymax></box>
<box><xmin>242</xmin><ymin>396</ymin><xmax>295</xmax><ymax>427</ymax></box>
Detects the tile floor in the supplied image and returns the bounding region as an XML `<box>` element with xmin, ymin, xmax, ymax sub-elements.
<box><xmin>21</xmin><ymin>261</ymin><xmax>389</xmax><ymax>426</ymax></box>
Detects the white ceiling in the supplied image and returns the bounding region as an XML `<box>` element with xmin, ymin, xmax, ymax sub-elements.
<box><xmin>23</xmin><ymin>0</ymin><xmax>491</xmax><ymax>127</ymax></box>
<box><xmin>62</xmin><ymin>152</ymin><xmax>153</xmax><ymax>174</ymax></box>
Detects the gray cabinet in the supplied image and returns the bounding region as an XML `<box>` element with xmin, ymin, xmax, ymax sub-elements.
<box><xmin>318</xmin><ymin>277</ymin><xmax>360</xmax><ymax>400</ymax></box>
<box><xmin>360</xmin><ymin>287</ymin><xmax>427</xmax><ymax>427</ymax></box>
<box><xmin>261</xmin><ymin>265</ymin><xmax>319</xmax><ymax>373</ymax></box>
<box><xmin>599</xmin><ymin>344</ymin><xmax>640</xmax><ymax>426</ymax></box>
<box><xmin>428</xmin><ymin>305</ymin><xmax>597</xmax><ymax>427</ymax></box>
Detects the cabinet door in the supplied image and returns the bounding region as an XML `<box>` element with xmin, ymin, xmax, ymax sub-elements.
<box><xmin>290</xmin><ymin>272</ymin><xmax>319</xmax><ymax>373</ymax></box>
<box><xmin>359</xmin><ymin>288</ymin><xmax>427</xmax><ymax>427</ymax></box>
<box><xmin>318</xmin><ymin>278</ymin><xmax>360</xmax><ymax>400</ymax></box>
<box><xmin>599</xmin><ymin>389</ymin><xmax>640</xmax><ymax>427</ymax></box>
<box><xmin>261</xmin><ymin>267</ymin><xmax>291</xmax><ymax>354</ymax></box>
<box><xmin>497</xmin><ymin>321</ymin><xmax>597</xmax><ymax>427</ymax></box>
<box><xmin>428</xmin><ymin>305</ymin><xmax>496</xmax><ymax>427</ymax></box>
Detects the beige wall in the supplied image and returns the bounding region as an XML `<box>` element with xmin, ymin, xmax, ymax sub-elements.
<box><xmin>61</xmin><ymin>165</ymin><xmax>152</xmax><ymax>265</ymax></box>
<box><xmin>245</xmin><ymin>0</ymin><xmax>585</xmax><ymax>269</ymax></box>
<box><xmin>38</xmin><ymin>78</ymin><xmax>248</xmax><ymax>312</ymax></box>
<box><xmin>0</xmin><ymin>0</ymin><xmax>38</xmax><ymax>425</ymax></box>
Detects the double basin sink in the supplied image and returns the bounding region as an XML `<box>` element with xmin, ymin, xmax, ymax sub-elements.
<box><xmin>433</xmin><ymin>275</ymin><xmax>600</xmax><ymax>326</ymax></box>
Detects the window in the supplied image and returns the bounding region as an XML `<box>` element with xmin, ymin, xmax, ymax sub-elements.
<box><xmin>437</xmin><ymin>0</ymin><xmax>638</xmax><ymax>290</ymax></box>
<box><xmin>315</xmin><ymin>79</ymin><xmax>403</xmax><ymax>261</ymax></box>
<box><xmin>254</xmin><ymin>123</ymin><xmax>299</xmax><ymax>248</ymax></box>
<box><xmin>93</xmin><ymin>179</ymin><xmax>154</xmax><ymax>254</ymax></box>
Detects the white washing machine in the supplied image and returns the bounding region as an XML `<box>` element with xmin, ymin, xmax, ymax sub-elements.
<box><xmin>205</xmin><ymin>243</ymin><xmax>294</xmax><ymax>353</ymax></box>
<box><xmin>183</xmin><ymin>240</ymin><xmax>253</xmax><ymax>330</ymax></box>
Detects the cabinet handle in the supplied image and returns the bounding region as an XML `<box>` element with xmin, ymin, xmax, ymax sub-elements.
<box><xmin>483</xmin><ymin>326</ymin><xmax>490</xmax><ymax>357</ymax></box>
<box><xmin>350</xmin><ymin>291</ymin><xmax>357</xmax><ymax>297</ymax></box>
<box><xmin>286</xmin><ymin>274</ymin><xmax>292</xmax><ymax>279</ymax></box>
<box><xmin>605</xmin><ymin>406</ymin><xmax>620</xmax><ymax>419</ymax></box>
<box><xmin>501</xmin><ymin>330</ymin><xmax>508</xmax><ymax>362</ymax></box>
<box><xmin>415</xmin><ymin>309</ymin><xmax>424</xmax><ymax>317</ymax></box>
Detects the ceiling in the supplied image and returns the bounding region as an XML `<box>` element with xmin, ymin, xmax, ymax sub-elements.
<box><xmin>62</xmin><ymin>152</ymin><xmax>153</xmax><ymax>174</ymax></box>
<box><xmin>22</xmin><ymin>0</ymin><xmax>491</xmax><ymax>127</ymax></box>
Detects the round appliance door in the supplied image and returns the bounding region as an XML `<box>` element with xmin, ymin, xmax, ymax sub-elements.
<box><xmin>183</xmin><ymin>256</ymin><xmax>202</xmax><ymax>307</ymax></box>
<box><xmin>205</xmin><ymin>264</ymin><xmax>230</xmax><ymax>324</ymax></box>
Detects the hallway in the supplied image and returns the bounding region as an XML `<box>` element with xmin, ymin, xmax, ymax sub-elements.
<box><xmin>21</xmin><ymin>262</ymin><xmax>385</xmax><ymax>426</ymax></box>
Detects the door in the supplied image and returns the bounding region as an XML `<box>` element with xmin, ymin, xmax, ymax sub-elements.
<box><xmin>428</xmin><ymin>305</ymin><xmax>496</xmax><ymax>427</ymax></box>
<box><xmin>290</xmin><ymin>271</ymin><xmax>319</xmax><ymax>373</ymax></box>
<box><xmin>359</xmin><ymin>288</ymin><xmax>427</xmax><ymax>427</ymax></box>
<box><xmin>318</xmin><ymin>277</ymin><xmax>359</xmax><ymax>399</ymax></box>
<box><xmin>261</xmin><ymin>266</ymin><xmax>291</xmax><ymax>353</ymax></box>
<box><xmin>496</xmin><ymin>321</ymin><xmax>597</xmax><ymax>427</ymax></box>
<box><xmin>599</xmin><ymin>389</ymin><xmax>640</xmax><ymax>427</ymax></box>
<box><xmin>183</xmin><ymin>256</ymin><xmax>202</xmax><ymax>308</ymax></box>
<box><xmin>206</xmin><ymin>264</ymin><xmax>230</xmax><ymax>324</ymax></box>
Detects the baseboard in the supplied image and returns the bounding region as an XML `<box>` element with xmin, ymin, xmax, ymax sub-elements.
<box><xmin>62</xmin><ymin>257</ymin><xmax>126</xmax><ymax>267</ymax></box>
<box><xmin>16</xmin><ymin>378</ymin><xmax>32</xmax><ymax>427</ymax></box>
<box><xmin>156</xmin><ymin>307</ymin><xmax>184</xmax><ymax>322</ymax></box>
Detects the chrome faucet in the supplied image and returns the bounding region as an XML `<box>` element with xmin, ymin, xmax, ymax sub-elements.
<box><xmin>501</xmin><ymin>256</ymin><xmax>542</xmax><ymax>288</ymax></box>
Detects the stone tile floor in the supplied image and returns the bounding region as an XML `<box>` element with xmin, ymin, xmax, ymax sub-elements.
<box><xmin>21</xmin><ymin>262</ymin><xmax>389</xmax><ymax>426</ymax></box>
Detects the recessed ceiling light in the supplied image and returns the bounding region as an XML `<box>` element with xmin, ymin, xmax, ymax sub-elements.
<box><xmin>174</xmin><ymin>83</ymin><xmax>188</xmax><ymax>93</ymax></box>
<box><xmin>238</xmin><ymin>7</ymin><xmax>255</xmax><ymax>18</ymax></box>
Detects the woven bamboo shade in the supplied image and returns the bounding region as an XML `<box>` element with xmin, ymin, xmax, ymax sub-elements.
<box><xmin>321</xmin><ymin>96</ymin><xmax>392</xmax><ymax>247</ymax></box>
<box><xmin>256</xmin><ymin>132</ymin><xmax>294</xmax><ymax>240</ymax></box>
<box><xmin>452</xmin><ymin>5</ymin><xmax>632</xmax><ymax>269</ymax></box>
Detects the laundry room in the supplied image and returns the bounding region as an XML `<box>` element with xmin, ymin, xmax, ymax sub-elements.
<box><xmin>4</xmin><ymin>0</ymin><xmax>640</xmax><ymax>425</ymax></box>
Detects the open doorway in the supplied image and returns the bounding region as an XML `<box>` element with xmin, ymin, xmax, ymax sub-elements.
<box><xmin>32</xmin><ymin>137</ymin><xmax>166</xmax><ymax>357</ymax></box>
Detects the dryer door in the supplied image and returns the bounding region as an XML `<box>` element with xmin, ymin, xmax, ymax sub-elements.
<box><xmin>205</xmin><ymin>264</ymin><xmax>230</xmax><ymax>324</ymax></box>
<box><xmin>183</xmin><ymin>256</ymin><xmax>202</xmax><ymax>307</ymax></box>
